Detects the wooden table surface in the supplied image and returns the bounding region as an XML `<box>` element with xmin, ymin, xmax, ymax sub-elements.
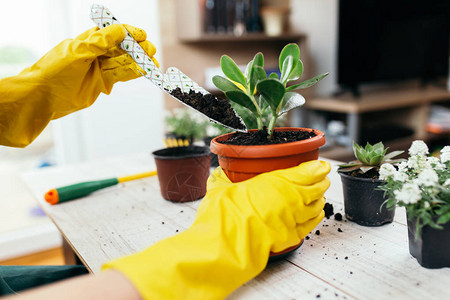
<box><xmin>22</xmin><ymin>152</ymin><xmax>450</xmax><ymax>300</ymax></box>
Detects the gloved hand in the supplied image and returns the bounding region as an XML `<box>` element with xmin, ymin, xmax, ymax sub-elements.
<box><xmin>0</xmin><ymin>24</ymin><xmax>158</xmax><ymax>147</ymax></box>
<box><xmin>103</xmin><ymin>160</ymin><xmax>331</xmax><ymax>300</ymax></box>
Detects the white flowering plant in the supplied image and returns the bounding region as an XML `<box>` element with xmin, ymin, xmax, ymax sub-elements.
<box><xmin>379</xmin><ymin>141</ymin><xmax>450</xmax><ymax>236</ymax></box>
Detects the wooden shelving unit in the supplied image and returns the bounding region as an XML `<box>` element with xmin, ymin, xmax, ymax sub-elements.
<box><xmin>160</xmin><ymin>0</ymin><xmax>303</xmax><ymax>111</ymax></box>
<box><xmin>179</xmin><ymin>32</ymin><xmax>304</xmax><ymax>43</ymax></box>
<box><xmin>305</xmin><ymin>85</ymin><xmax>450</xmax><ymax>114</ymax></box>
<box><xmin>302</xmin><ymin>84</ymin><xmax>450</xmax><ymax>161</ymax></box>
<box><xmin>160</xmin><ymin>0</ymin><xmax>449</xmax><ymax>162</ymax></box>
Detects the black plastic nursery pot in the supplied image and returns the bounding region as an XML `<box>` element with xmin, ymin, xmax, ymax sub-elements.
<box><xmin>407</xmin><ymin>213</ymin><xmax>450</xmax><ymax>269</ymax></box>
<box><xmin>339</xmin><ymin>172</ymin><xmax>394</xmax><ymax>226</ymax></box>
<box><xmin>152</xmin><ymin>146</ymin><xmax>211</xmax><ymax>202</ymax></box>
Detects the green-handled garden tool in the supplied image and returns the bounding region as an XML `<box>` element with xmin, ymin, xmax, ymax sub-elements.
<box><xmin>44</xmin><ymin>171</ymin><xmax>157</xmax><ymax>205</ymax></box>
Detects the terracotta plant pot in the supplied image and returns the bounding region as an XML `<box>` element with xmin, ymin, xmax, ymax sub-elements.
<box><xmin>152</xmin><ymin>146</ymin><xmax>211</xmax><ymax>202</ymax></box>
<box><xmin>211</xmin><ymin>127</ymin><xmax>325</xmax><ymax>260</ymax></box>
<box><xmin>407</xmin><ymin>213</ymin><xmax>450</xmax><ymax>269</ymax></box>
<box><xmin>210</xmin><ymin>127</ymin><xmax>326</xmax><ymax>183</ymax></box>
<box><xmin>339</xmin><ymin>172</ymin><xmax>394</xmax><ymax>226</ymax></box>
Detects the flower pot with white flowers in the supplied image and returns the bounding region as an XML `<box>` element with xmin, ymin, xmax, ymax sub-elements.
<box><xmin>380</xmin><ymin>141</ymin><xmax>450</xmax><ymax>269</ymax></box>
<box><xmin>338</xmin><ymin>142</ymin><xmax>404</xmax><ymax>226</ymax></box>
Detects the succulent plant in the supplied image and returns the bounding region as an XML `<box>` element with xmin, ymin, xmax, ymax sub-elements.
<box><xmin>212</xmin><ymin>43</ymin><xmax>328</xmax><ymax>139</ymax></box>
<box><xmin>338</xmin><ymin>142</ymin><xmax>404</xmax><ymax>174</ymax></box>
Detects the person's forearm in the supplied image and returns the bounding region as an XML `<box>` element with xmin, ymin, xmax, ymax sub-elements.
<box><xmin>4</xmin><ymin>270</ymin><xmax>141</xmax><ymax>300</ymax></box>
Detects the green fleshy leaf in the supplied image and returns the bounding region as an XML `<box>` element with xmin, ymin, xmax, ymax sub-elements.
<box><xmin>286</xmin><ymin>72</ymin><xmax>329</xmax><ymax>91</ymax></box>
<box><xmin>279</xmin><ymin>43</ymin><xmax>300</xmax><ymax>73</ymax></box>
<box><xmin>225</xmin><ymin>91</ymin><xmax>257</xmax><ymax>114</ymax></box>
<box><xmin>372</xmin><ymin>142</ymin><xmax>385</xmax><ymax>153</ymax></box>
<box><xmin>246</xmin><ymin>52</ymin><xmax>264</xmax><ymax>88</ymax></box>
<box><xmin>437</xmin><ymin>212</ymin><xmax>450</xmax><ymax>224</ymax></box>
<box><xmin>244</xmin><ymin>60</ymin><xmax>253</xmax><ymax>83</ymax></box>
<box><xmin>384</xmin><ymin>150</ymin><xmax>404</xmax><ymax>160</ymax></box>
<box><xmin>257</xmin><ymin>79</ymin><xmax>285</xmax><ymax>113</ymax></box>
<box><xmin>365</xmin><ymin>142</ymin><xmax>373</xmax><ymax>152</ymax></box>
<box><xmin>212</xmin><ymin>75</ymin><xmax>242</xmax><ymax>93</ymax></box>
<box><xmin>280</xmin><ymin>55</ymin><xmax>294</xmax><ymax>84</ymax></box>
<box><xmin>269</xmin><ymin>72</ymin><xmax>279</xmax><ymax>79</ymax></box>
<box><xmin>253</xmin><ymin>52</ymin><xmax>264</xmax><ymax>67</ymax></box>
<box><xmin>220</xmin><ymin>55</ymin><xmax>247</xmax><ymax>88</ymax></box>
<box><xmin>288</xmin><ymin>59</ymin><xmax>304</xmax><ymax>81</ymax></box>
<box><xmin>338</xmin><ymin>162</ymin><xmax>362</xmax><ymax>168</ymax></box>
<box><xmin>249</xmin><ymin>65</ymin><xmax>267</xmax><ymax>95</ymax></box>
<box><xmin>339</xmin><ymin>165</ymin><xmax>363</xmax><ymax>173</ymax></box>
<box><xmin>279</xmin><ymin>92</ymin><xmax>305</xmax><ymax>115</ymax></box>
<box><xmin>369</xmin><ymin>154</ymin><xmax>384</xmax><ymax>165</ymax></box>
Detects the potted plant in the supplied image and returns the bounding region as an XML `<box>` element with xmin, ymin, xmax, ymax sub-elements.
<box><xmin>210</xmin><ymin>43</ymin><xmax>329</xmax><ymax>183</ymax></box>
<box><xmin>337</xmin><ymin>142</ymin><xmax>404</xmax><ymax>226</ymax></box>
<box><xmin>165</xmin><ymin>108</ymin><xmax>209</xmax><ymax>147</ymax></box>
<box><xmin>204</xmin><ymin>103</ymin><xmax>288</xmax><ymax>167</ymax></box>
<box><xmin>209</xmin><ymin>43</ymin><xmax>327</xmax><ymax>259</ymax></box>
<box><xmin>156</xmin><ymin>109</ymin><xmax>211</xmax><ymax>202</ymax></box>
<box><xmin>379</xmin><ymin>141</ymin><xmax>450</xmax><ymax>268</ymax></box>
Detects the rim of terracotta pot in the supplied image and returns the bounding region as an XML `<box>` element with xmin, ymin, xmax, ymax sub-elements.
<box><xmin>152</xmin><ymin>146</ymin><xmax>210</xmax><ymax>160</ymax></box>
<box><xmin>338</xmin><ymin>171</ymin><xmax>384</xmax><ymax>184</ymax></box>
<box><xmin>210</xmin><ymin>127</ymin><xmax>325</xmax><ymax>158</ymax></box>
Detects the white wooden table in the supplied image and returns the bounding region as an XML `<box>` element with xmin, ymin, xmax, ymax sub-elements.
<box><xmin>22</xmin><ymin>152</ymin><xmax>450</xmax><ymax>300</ymax></box>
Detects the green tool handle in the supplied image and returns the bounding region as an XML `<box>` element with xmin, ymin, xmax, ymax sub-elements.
<box><xmin>55</xmin><ymin>178</ymin><xmax>119</xmax><ymax>203</ymax></box>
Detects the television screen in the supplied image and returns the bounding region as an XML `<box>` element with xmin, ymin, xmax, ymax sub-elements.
<box><xmin>337</xmin><ymin>0</ymin><xmax>450</xmax><ymax>92</ymax></box>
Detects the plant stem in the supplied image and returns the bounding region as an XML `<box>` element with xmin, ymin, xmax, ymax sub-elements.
<box><xmin>267</xmin><ymin>115</ymin><xmax>277</xmax><ymax>139</ymax></box>
<box><xmin>249</xmin><ymin>93</ymin><xmax>263</xmax><ymax>130</ymax></box>
<box><xmin>256</xmin><ymin>117</ymin><xmax>263</xmax><ymax>130</ymax></box>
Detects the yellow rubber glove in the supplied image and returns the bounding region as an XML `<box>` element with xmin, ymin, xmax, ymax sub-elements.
<box><xmin>103</xmin><ymin>160</ymin><xmax>331</xmax><ymax>300</ymax></box>
<box><xmin>0</xmin><ymin>24</ymin><xmax>158</xmax><ymax>147</ymax></box>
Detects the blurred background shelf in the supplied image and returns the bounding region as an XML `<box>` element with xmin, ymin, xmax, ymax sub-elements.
<box><xmin>179</xmin><ymin>32</ymin><xmax>304</xmax><ymax>43</ymax></box>
<box><xmin>164</xmin><ymin>0</ymin><xmax>450</xmax><ymax>162</ymax></box>
<box><xmin>305</xmin><ymin>85</ymin><xmax>450</xmax><ymax>113</ymax></box>
<box><xmin>301</xmin><ymin>84</ymin><xmax>450</xmax><ymax>161</ymax></box>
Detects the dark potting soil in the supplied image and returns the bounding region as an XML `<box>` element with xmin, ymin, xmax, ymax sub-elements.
<box><xmin>169</xmin><ymin>88</ymin><xmax>245</xmax><ymax>130</ymax></box>
<box><xmin>334</xmin><ymin>213</ymin><xmax>343</xmax><ymax>221</ymax></box>
<box><xmin>346</xmin><ymin>168</ymin><xmax>380</xmax><ymax>179</ymax></box>
<box><xmin>324</xmin><ymin>203</ymin><xmax>334</xmax><ymax>219</ymax></box>
<box><xmin>220</xmin><ymin>127</ymin><xmax>317</xmax><ymax>145</ymax></box>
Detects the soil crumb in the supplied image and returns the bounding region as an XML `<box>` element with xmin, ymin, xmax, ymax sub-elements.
<box><xmin>220</xmin><ymin>127</ymin><xmax>316</xmax><ymax>145</ymax></box>
<box><xmin>334</xmin><ymin>213</ymin><xmax>343</xmax><ymax>221</ymax></box>
<box><xmin>169</xmin><ymin>88</ymin><xmax>245</xmax><ymax>130</ymax></box>
<box><xmin>315</xmin><ymin>230</ymin><xmax>321</xmax><ymax>235</ymax></box>
<box><xmin>324</xmin><ymin>203</ymin><xmax>334</xmax><ymax>219</ymax></box>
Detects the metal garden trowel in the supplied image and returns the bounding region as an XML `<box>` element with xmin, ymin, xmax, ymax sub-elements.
<box><xmin>90</xmin><ymin>4</ymin><xmax>246</xmax><ymax>132</ymax></box>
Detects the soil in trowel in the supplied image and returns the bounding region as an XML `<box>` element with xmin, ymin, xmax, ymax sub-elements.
<box><xmin>221</xmin><ymin>127</ymin><xmax>317</xmax><ymax>145</ymax></box>
<box><xmin>170</xmin><ymin>88</ymin><xmax>245</xmax><ymax>130</ymax></box>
